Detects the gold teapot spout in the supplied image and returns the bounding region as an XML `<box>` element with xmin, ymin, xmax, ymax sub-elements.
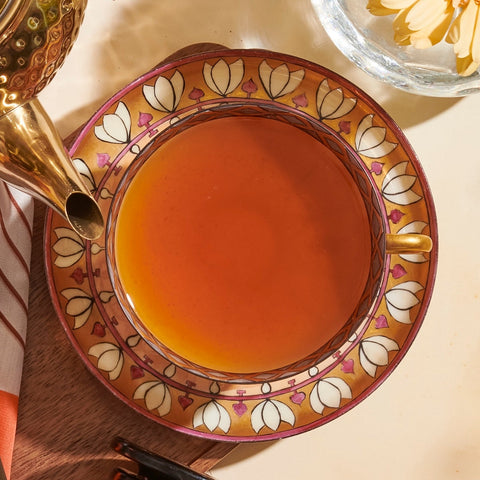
<box><xmin>0</xmin><ymin>97</ymin><xmax>104</xmax><ymax>240</ymax></box>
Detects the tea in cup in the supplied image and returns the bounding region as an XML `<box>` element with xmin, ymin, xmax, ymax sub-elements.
<box><xmin>106</xmin><ymin>104</ymin><xmax>431</xmax><ymax>382</ymax></box>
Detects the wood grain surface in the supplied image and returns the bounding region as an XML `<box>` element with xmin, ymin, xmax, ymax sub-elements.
<box><xmin>11</xmin><ymin>201</ymin><xmax>237</xmax><ymax>480</ymax></box>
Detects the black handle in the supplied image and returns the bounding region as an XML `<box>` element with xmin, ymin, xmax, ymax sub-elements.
<box><xmin>111</xmin><ymin>437</ymin><xmax>215</xmax><ymax>480</ymax></box>
<box><xmin>112</xmin><ymin>467</ymin><xmax>143</xmax><ymax>480</ymax></box>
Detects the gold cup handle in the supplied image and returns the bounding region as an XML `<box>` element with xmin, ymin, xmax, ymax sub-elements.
<box><xmin>386</xmin><ymin>234</ymin><xmax>433</xmax><ymax>255</ymax></box>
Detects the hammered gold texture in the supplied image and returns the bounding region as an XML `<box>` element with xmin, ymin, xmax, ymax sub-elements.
<box><xmin>0</xmin><ymin>0</ymin><xmax>87</xmax><ymax>113</ymax></box>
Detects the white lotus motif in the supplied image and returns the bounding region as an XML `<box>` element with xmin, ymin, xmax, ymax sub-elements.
<box><xmin>72</xmin><ymin>158</ymin><xmax>96</xmax><ymax>192</ymax></box>
<box><xmin>398</xmin><ymin>221</ymin><xmax>430</xmax><ymax>263</ymax></box>
<box><xmin>355</xmin><ymin>114</ymin><xmax>397</xmax><ymax>158</ymax></box>
<box><xmin>382</xmin><ymin>161</ymin><xmax>422</xmax><ymax>205</ymax></box>
<box><xmin>359</xmin><ymin>335</ymin><xmax>399</xmax><ymax>377</ymax></box>
<box><xmin>203</xmin><ymin>58</ymin><xmax>244</xmax><ymax>96</ymax></box>
<box><xmin>61</xmin><ymin>287</ymin><xmax>93</xmax><ymax>328</ymax></box>
<box><xmin>193</xmin><ymin>400</ymin><xmax>231</xmax><ymax>433</ymax></box>
<box><xmin>258</xmin><ymin>60</ymin><xmax>305</xmax><ymax>99</ymax></box>
<box><xmin>94</xmin><ymin>101</ymin><xmax>131</xmax><ymax>144</ymax></box>
<box><xmin>316</xmin><ymin>79</ymin><xmax>357</xmax><ymax>120</ymax></box>
<box><xmin>310</xmin><ymin>377</ymin><xmax>352</xmax><ymax>414</ymax></box>
<box><xmin>386</xmin><ymin>281</ymin><xmax>424</xmax><ymax>324</ymax></box>
<box><xmin>143</xmin><ymin>70</ymin><xmax>185</xmax><ymax>112</ymax></box>
<box><xmin>251</xmin><ymin>399</ymin><xmax>295</xmax><ymax>433</ymax></box>
<box><xmin>133</xmin><ymin>381</ymin><xmax>172</xmax><ymax>417</ymax></box>
<box><xmin>53</xmin><ymin>227</ymin><xmax>85</xmax><ymax>268</ymax></box>
<box><xmin>88</xmin><ymin>342</ymin><xmax>124</xmax><ymax>380</ymax></box>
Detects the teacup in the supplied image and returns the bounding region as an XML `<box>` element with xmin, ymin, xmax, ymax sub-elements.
<box><xmin>106</xmin><ymin>102</ymin><xmax>431</xmax><ymax>383</ymax></box>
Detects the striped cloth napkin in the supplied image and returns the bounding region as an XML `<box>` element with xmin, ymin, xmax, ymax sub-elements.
<box><xmin>0</xmin><ymin>182</ymin><xmax>33</xmax><ymax>479</ymax></box>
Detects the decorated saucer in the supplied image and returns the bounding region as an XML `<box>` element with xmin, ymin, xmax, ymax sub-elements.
<box><xmin>45</xmin><ymin>49</ymin><xmax>438</xmax><ymax>441</ymax></box>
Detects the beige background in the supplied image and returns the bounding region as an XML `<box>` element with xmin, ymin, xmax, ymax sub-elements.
<box><xmin>37</xmin><ymin>1</ymin><xmax>480</xmax><ymax>478</ymax></box>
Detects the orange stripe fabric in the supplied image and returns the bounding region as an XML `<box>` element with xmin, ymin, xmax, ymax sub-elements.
<box><xmin>0</xmin><ymin>184</ymin><xmax>33</xmax><ymax>478</ymax></box>
<box><xmin>2</xmin><ymin>184</ymin><xmax>32</xmax><ymax>240</ymax></box>
<box><xmin>0</xmin><ymin>390</ymin><xmax>19</xmax><ymax>480</ymax></box>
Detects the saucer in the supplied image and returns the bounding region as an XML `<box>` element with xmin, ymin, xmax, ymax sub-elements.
<box><xmin>45</xmin><ymin>48</ymin><xmax>438</xmax><ymax>441</ymax></box>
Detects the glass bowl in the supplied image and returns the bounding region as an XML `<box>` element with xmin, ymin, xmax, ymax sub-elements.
<box><xmin>312</xmin><ymin>0</ymin><xmax>480</xmax><ymax>97</ymax></box>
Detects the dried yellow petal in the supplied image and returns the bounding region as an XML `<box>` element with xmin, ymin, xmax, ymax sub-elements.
<box><xmin>381</xmin><ymin>0</ymin><xmax>417</xmax><ymax>8</ymax></box>
<box><xmin>471</xmin><ymin>5</ymin><xmax>480</xmax><ymax>61</ymax></box>
<box><xmin>405</xmin><ymin>0</ymin><xmax>452</xmax><ymax>31</ymax></box>
<box><xmin>456</xmin><ymin>53</ymin><xmax>480</xmax><ymax>75</ymax></box>
<box><xmin>368</xmin><ymin>0</ymin><xmax>480</xmax><ymax>76</ymax></box>
<box><xmin>367</xmin><ymin>0</ymin><xmax>399</xmax><ymax>16</ymax></box>
<box><xmin>453</xmin><ymin>0</ymin><xmax>477</xmax><ymax>57</ymax></box>
<box><xmin>392</xmin><ymin>2</ymin><xmax>454</xmax><ymax>47</ymax></box>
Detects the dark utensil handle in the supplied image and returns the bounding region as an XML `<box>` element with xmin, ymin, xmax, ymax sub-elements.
<box><xmin>111</xmin><ymin>437</ymin><xmax>215</xmax><ymax>480</ymax></box>
<box><xmin>112</xmin><ymin>467</ymin><xmax>143</xmax><ymax>480</ymax></box>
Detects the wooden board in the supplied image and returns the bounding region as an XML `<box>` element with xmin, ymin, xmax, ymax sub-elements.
<box><xmin>11</xmin><ymin>200</ymin><xmax>237</xmax><ymax>480</ymax></box>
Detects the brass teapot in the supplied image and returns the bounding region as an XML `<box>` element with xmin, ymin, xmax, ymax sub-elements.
<box><xmin>0</xmin><ymin>0</ymin><xmax>103</xmax><ymax>240</ymax></box>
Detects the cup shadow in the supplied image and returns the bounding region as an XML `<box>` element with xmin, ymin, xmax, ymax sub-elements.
<box><xmin>212</xmin><ymin>441</ymin><xmax>276</xmax><ymax>471</ymax></box>
<box><xmin>89</xmin><ymin>0</ymin><xmax>463</xmax><ymax>133</ymax></box>
<box><xmin>40</xmin><ymin>0</ymin><xmax>462</xmax><ymax>140</ymax></box>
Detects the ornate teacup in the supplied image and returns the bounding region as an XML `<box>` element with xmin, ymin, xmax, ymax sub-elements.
<box><xmin>106</xmin><ymin>101</ymin><xmax>432</xmax><ymax>383</ymax></box>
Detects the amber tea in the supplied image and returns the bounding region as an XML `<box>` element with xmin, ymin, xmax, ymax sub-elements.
<box><xmin>114</xmin><ymin>116</ymin><xmax>371</xmax><ymax>373</ymax></box>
